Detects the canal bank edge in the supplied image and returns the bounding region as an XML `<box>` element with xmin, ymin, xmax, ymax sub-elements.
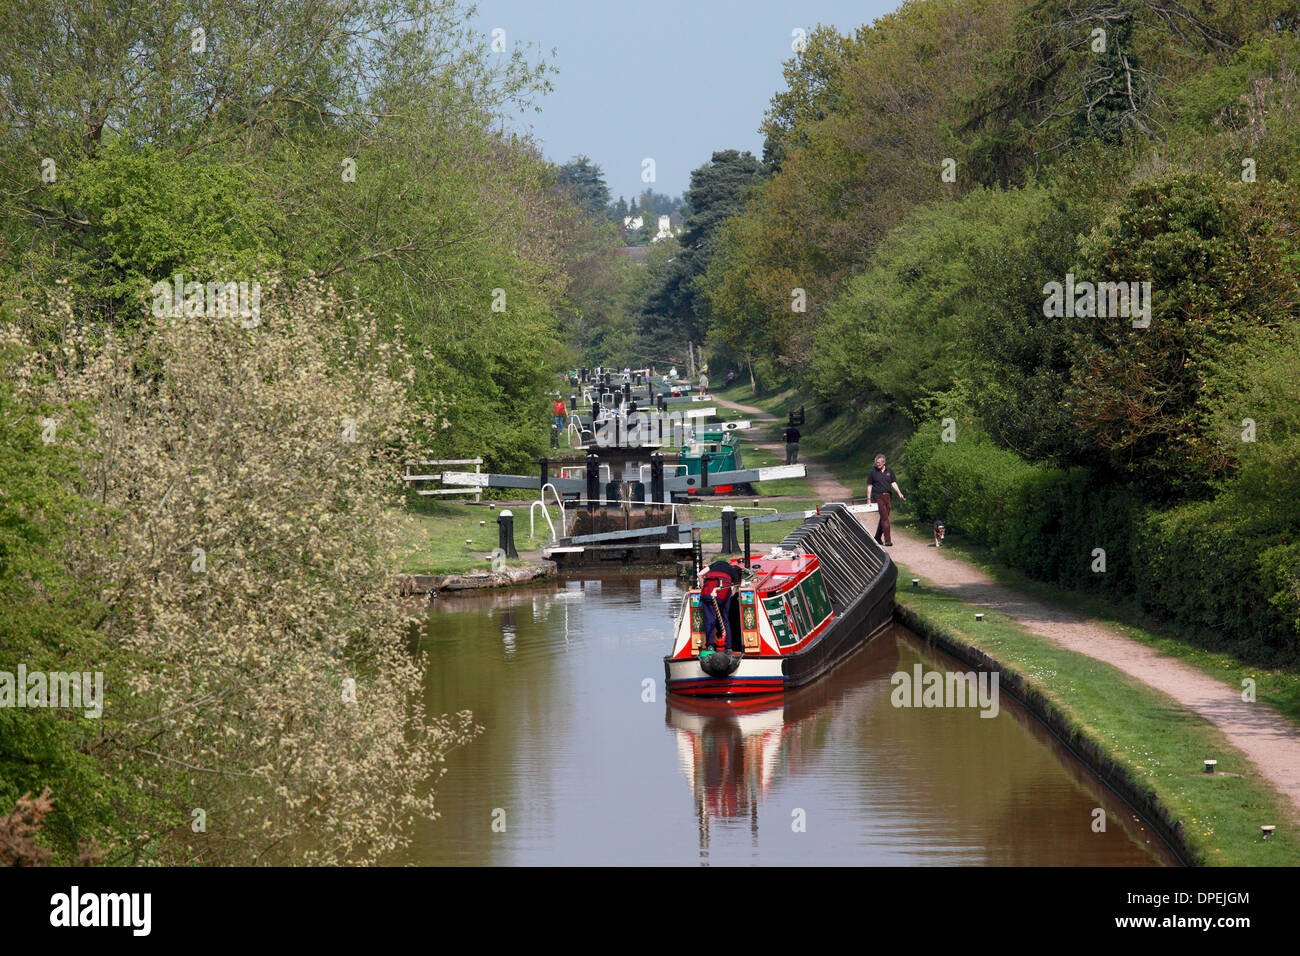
<box><xmin>894</xmin><ymin>600</ymin><xmax>1197</xmax><ymax>866</ymax></box>
<box><xmin>397</xmin><ymin>561</ymin><xmax>556</xmax><ymax>595</ymax></box>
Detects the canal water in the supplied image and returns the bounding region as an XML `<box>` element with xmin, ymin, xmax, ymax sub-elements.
<box><xmin>403</xmin><ymin>574</ymin><xmax>1176</xmax><ymax>866</ymax></box>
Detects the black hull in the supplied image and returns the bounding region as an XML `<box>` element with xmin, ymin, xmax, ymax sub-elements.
<box><xmin>777</xmin><ymin>504</ymin><xmax>897</xmax><ymax>688</ymax></box>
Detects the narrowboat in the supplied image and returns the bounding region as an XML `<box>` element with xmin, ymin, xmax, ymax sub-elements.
<box><xmin>677</xmin><ymin>428</ymin><xmax>743</xmax><ymax>496</ymax></box>
<box><xmin>664</xmin><ymin>504</ymin><xmax>896</xmax><ymax>697</ymax></box>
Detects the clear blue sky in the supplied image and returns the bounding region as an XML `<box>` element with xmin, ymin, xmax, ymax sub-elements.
<box><xmin>470</xmin><ymin>0</ymin><xmax>902</xmax><ymax>202</ymax></box>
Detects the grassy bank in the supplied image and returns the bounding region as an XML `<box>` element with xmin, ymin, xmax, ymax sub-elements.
<box><xmin>397</xmin><ymin>496</ymin><xmax>532</xmax><ymax>574</ymax></box>
<box><xmin>897</xmin><ymin>579</ymin><xmax>1300</xmax><ymax>865</ymax></box>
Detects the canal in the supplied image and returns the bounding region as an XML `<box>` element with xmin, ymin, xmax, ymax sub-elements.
<box><xmin>402</xmin><ymin>574</ymin><xmax>1176</xmax><ymax>865</ymax></box>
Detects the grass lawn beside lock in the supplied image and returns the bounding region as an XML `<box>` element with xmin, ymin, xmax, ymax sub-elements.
<box><xmin>396</xmin><ymin>496</ymin><xmax>533</xmax><ymax>575</ymax></box>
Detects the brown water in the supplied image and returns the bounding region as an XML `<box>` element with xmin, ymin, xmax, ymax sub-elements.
<box><xmin>403</xmin><ymin>574</ymin><xmax>1176</xmax><ymax>866</ymax></box>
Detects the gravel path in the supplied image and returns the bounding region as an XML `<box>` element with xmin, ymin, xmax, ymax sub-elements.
<box><xmin>715</xmin><ymin>392</ymin><xmax>1300</xmax><ymax>821</ymax></box>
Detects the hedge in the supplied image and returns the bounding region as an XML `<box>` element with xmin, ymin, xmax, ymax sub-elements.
<box><xmin>904</xmin><ymin>422</ymin><xmax>1300</xmax><ymax>661</ymax></box>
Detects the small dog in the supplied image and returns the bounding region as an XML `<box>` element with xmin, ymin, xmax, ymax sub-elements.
<box><xmin>933</xmin><ymin>520</ymin><xmax>946</xmax><ymax>548</ymax></box>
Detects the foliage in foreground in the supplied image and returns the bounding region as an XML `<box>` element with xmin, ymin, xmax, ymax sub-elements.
<box><xmin>3</xmin><ymin>287</ymin><xmax>477</xmax><ymax>864</ymax></box>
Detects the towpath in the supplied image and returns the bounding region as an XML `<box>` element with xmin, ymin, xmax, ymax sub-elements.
<box><xmin>715</xmin><ymin>393</ymin><xmax>1300</xmax><ymax>821</ymax></box>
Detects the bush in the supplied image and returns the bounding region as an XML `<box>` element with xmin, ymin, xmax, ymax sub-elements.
<box><xmin>905</xmin><ymin>420</ymin><xmax>1299</xmax><ymax>661</ymax></box>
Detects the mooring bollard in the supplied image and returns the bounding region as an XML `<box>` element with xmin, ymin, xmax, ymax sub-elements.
<box><xmin>721</xmin><ymin>506</ymin><xmax>739</xmax><ymax>553</ymax></box>
<box><xmin>1204</xmin><ymin>759</ymin><xmax>1217</xmax><ymax>773</ymax></box>
<box><xmin>743</xmin><ymin>516</ymin><xmax>751</xmax><ymax>568</ymax></box>
<box><xmin>550</xmin><ymin>424</ymin><xmax>558</xmax><ymax>449</ymax></box>
<box><xmin>497</xmin><ymin>509</ymin><xmax>519</xmax><ymax>559</ymax></box>
<box><xmin>912</xmin><ymin>578</ymin><xmax>920</xmax><ymax>588</ymax></box>
<box><xmin>539</xmin><ymin>457</ymin><xmax>549</xmax><ymax>490</ymax></box>
<box><xmin>975</xmin><ymin>613</ymin><xmax>984</xmax><ymax>621</ymax></box>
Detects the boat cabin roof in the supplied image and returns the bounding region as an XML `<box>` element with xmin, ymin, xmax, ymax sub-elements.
<box><xmin>735</xmin><ymin>553</ymin><xmax>820</xmax><ymax>595</ymax></box>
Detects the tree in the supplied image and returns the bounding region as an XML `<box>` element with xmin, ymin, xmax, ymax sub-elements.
<box><xmin>1067</xmin><ymin>174</ymin><xmax>1300</xmax><ymax>495</ymax></box>
<box><xmin>556</xmin><ymin>155</ymin><xmax>612</xmax><ymax>217</ymax></box>
<box><xmin>761</xmin><ymin>24</ymin><xmax>860</xmax><ymax>169</ymax></box>
<box><xmin>9</xmin><ymin>286</ymin><xmax>478</xmax><ymax>864</ymax></box>
<box><xmin>640</xmin><ymin>150</ymin><xmax>764</xmax><ymax>345</ymax></box>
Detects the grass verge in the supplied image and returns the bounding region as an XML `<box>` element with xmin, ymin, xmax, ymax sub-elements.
<box><xmin>396</xmin><ymin>496</ymin><xmax>531</xmax><ymax>574</ymax></box>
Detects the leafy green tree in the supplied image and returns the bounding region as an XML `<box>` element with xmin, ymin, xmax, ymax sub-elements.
<box><xmin>557</xmin><ymin>155</ymin><xmax>612</xmax><ymax>217</ymax></box>
<box><xmin>640</xmin><ymin>150</ymin><xmax>764</xmax><ymax>345</ymax></box>
<box><xmin>761</xmin><ymin>24</ymin><xmax>860</xmax><ymax>169</ymax></box>
<box><xmin>1067</xmin><ymin>174</ymin><xmax>1300</xmax><ymax>495</ymax></box>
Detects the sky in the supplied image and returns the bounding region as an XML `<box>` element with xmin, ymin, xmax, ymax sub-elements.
<box><xmin>469</xmin><ymin>0</ymin><xmax>902</xmax><ymax>202</ymax></box>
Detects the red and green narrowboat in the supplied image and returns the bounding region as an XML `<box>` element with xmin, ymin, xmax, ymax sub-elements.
<box><xmin>664</xmin><ymin>504</ymin><xmax>896</xmax><ymax>697</ymax></box>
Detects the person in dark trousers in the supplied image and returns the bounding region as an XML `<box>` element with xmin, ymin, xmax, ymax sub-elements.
<box><xmin>867</xmin><ymin>454</ymin><xmax>904</xmax><ymax>546</ymax></box>
<box><xmin>784</xmin><ymin>424</ymin><xmax>801</xmax><ymax>464</ymax></box>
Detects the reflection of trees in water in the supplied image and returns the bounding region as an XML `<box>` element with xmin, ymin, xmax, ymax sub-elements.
<box><xmin>850</xmin><ymin>635</ymin><xmax>1170</xmax><ymax>866</ymax></box>
<box><xmin>401</xmin><ymin>582</ymin><xmax>587</xmax><ymax>864</ymax></box>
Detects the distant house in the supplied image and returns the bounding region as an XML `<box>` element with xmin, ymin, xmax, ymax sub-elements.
<box><xmin>654</xmin><ymin>215</ymin><xmax>673</xmax><ymax>242</ymax></box>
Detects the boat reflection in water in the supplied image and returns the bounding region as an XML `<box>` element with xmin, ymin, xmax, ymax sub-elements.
<box><xmin>666</xmin><ymin>627</ymin><xmax>1179</xmax><ymax>865</ymax></box>
<box><xmin>667</xmin><ymin>628</ymin><xmax>889</xmax><ymax>853</ymax></box>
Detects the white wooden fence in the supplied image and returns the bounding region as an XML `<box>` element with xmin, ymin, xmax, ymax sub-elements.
<box><xmin>403</xmin><ymin>458</ymin><xmax>482</xmax><ymax>501</ymax></box>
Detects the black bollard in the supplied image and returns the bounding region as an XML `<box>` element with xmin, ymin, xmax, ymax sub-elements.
<box><xmin>632</xmin><ymin>480</ymin><xmax>646</xmax><ymax>507</ymax></box>
<box><xmin>721</xmin><ymin>507</ymin><xmax>739</xmax><ymax>553</ymax></box>
<box><xmin>592</xmin><ymin>399</ymin><xmax>601</xmax><ymax>421</ymax></box>
<box><xmin>586</xmin><ymin>454</ymin><xmax>599</xmax><ymax>506</ymax></box>
<box><xmin>550</xmin><ymin>425</ymin><xmax>558</xmax><ymax>449</ymax></box>
<box><xmin>605</xmin><ymin>480</ymin><xmax>620</xmax><ymax>505</ymax></box>
<box><xmin>700</xmin><ymin>453</ymin><xmax>711</xmax><ymax>492</ymax></box>
<box><xmin>743</xmin><ymin>516</ymin><xmax>751</xmax><ymax>568</ymax></box>
<box><xmin>497</xmin><ymin>510</ymin><xmax>519</xmax><ymax>559</ymax></box>
<box><xmin>539</xmin><ymin>457</ymin><xmax>549</xmax><ymax>489</ymax></box>
<box><xmin>650</xmin><ymin>453</ymin><xmax>665</xmax><ymax>505</ymax></box>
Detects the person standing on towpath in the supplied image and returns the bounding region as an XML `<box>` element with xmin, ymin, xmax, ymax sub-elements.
<box><xmin>867</xmin><ymin>454</ymin><xmax>904</xmax><ymax>547</ymax></box>
<box><xmin>784</xmin><ymin>423</ymin><xmax>801</xmax><ymax>464</ymax></box>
